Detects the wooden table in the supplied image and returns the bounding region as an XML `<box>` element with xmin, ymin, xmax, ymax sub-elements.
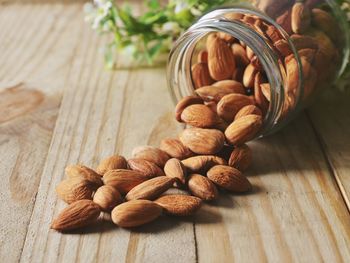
<box><xmin>1</xmin><ymin>1</ymin><xmax>350</xmax><ymax>262</ymax></box>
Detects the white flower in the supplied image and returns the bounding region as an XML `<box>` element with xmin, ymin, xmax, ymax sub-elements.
<box><xmin>161</xmin><ymin>21</ymin><xmax>181</xmax><ymax>34</ymax></box>
<box><xmin>190</xmin><ymin>7</ymin><xmax>202</xmax><ymax>17</ymax></box>
<box><xmin>174</xmin><ymin>1</ymin><xmax>189</xmax><ymax>14</ymax></box>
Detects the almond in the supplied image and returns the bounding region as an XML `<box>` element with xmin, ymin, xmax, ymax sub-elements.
<box><xmin>181</xmin><ymin>155</ymin><xmax>227</xmax><ymax>172</ymax></box>
<box><xmin>290</xmin><ymin>34</ymin><xmax>318</xmax><ymax>51</ymax></box>
<box><xmin>232</xmin><ymin>43</ymin><xmax>250</xmax><ymax>67</ymax></box>
<box><xmin>180</xmin><ymin>104</ymin><xmax>220</xmax><ymax>128</ymax></box>
<box><xmin>65</xmin><ymin>164</ymin><xmax>103</xmax><ymax>186</ymax></box>
<box><xmin>254</xmin><ymin>72</ymin><xmax>269</xmax><ymax>114</ymax></box>
<box><xmin>243</xmin><ymin>64</ymin><xmax>258</xmax><ymax>88</ymax></box>
<box><xmin>311</xmin><ymin>8</ymin><xmax>339</xmax><ymax>44</ymax></box>
<box><xmin>164</xmin><ymin>158</ymin><xmax>187</xmax><ymax>186</ymax></box>
<box><xmin>225</xmin><ymin>114</ymin><xmax>262</xmax><ymax>145</ymax></box>
<box><xmin>154</xmin><ymin>195</ymin><xmax>202</xmax><ymax>216</ymax></box>
<box><xmin>217</xmin><ymin>31</ymin><xmax>235</xmax><ymax>44</ymax></box>
<box><xmin>217</xmin><ymin>94</ymin><xmax>252</xmax><ymax>122</ymax></box>
<box><xmin>207</xmin><ymin>35</ymin><xmax>236</xmax><ymax>80</ymax></box>
<box><xmin>188</xmin><ymin>174</ymin><xmax>218</xmax><ymax>201</ymax></box>
<box><xmin>228</xmin><ymin>144</ymin><xmax>252</xmax><ymax>171</ymax></box>
<box><xmin>265</xmin><ymin>25</ymin><xmax>283</xmax><ymax>42</ymax></box>
<box><xmin>111</xmin><ymin>200</ymin><xmax>162</xmax><ymax>227</ymax></box>
<box><xmin>291</xmin><ymin>3</ymin><xmax>310</xmax><ymax>34</ymax></box>
<box><xmin>56</xmin><ymin>178</ymin><xmax>95</xmax><ymax>204</ymax></box>
<box><xmin>232</xmin><ymin>67</ymin><xmax>244</xmax><ymax>82</ymax></box>
<box><xmin>125</xmin><ymin>177</ymin><xmax>175</xmax><ymax>201</ymax></box>
<box><xmin>246</xmin><ymin>46</ymin><xmax>255</xmax><ymax>60</ymax></box>
<box><xmin>274</xmin><ymin>39</ymin><xmax>293</xmax><ymax>57</ymax></box>
<box><xmin>179</xmin><ymin>128</ymin><xmax>225</xmax><ymax>155</ymax></box>
<box><xmin>191</xmin><ymin>62</ymin><xmax>215</xmax><ymax>89</ymax></box>
<box><xmin>276</xmin><ymin>9</ymin><xmax>292</xmax><ymax>34</ymax></box>
<box><xmin>197</xmin><ymin>50</ymin><xmax>208</xmax><ymax>63</ymax></box>
<box><xmin>223</xmin><ymin>12</ymin><xmax>243</xmax><ymax>21</ymax></box>
<box><xmin>127</xmin><ymin>158</ymin><xmax>165</xmax><ymax>178</ymax></box>
<box><xmin>175</xmin><ymin>95</ymin><xmax>204</xmax><ymax>122</ymax></box>
<box><xmin>207</xmin><ymin>165</ymin><xmax>252</xmax><ymax>192</ymax></box>
<box><xmin>132</xmin><ymin>146</ymin><xmax>170</xmax><ymax>168</ymax></box>
<box><xmin>196</xmin><ymin>81</ymin><xmax>245</xmax><ymax>102</ymax></box>
<box><xmin>213</xmin><ymin>80</ymin><xmax>245</xmax><ymax>94</ymax></box>
<box><xmin>298</xmin><ymin>48</ymin><xmax>316</xmax><ymax>64</ymax></box>
<box><xmin>103</xmin><ymin>169</ymin><xmax>149</xmax><ymax>194</ymax></box>
<box><xmin>96</xmin><ymin>155</ymin><xmax>127</xmax><ymax>175</ymax></box>
<box><xmin>260</xmin><ymin>83</ymin><xmax>271</xmax><ymax>102</ymax></box>
<box><xmin>234</xmin><ymin>105</ymin><xmax>262</xmax><ymax>120</ymax></box>
<box><xmin>93</xmin><ymin>185</ymin><xmax>122</xmax><ymax>211</ymax></box>
<box><xmin>285</xmin><ymin>55</ymin><xmax>299</xmax><ymax>93</ymax></box>
<box><xmin>51</xmin><ymin>200</ymin><xmax>101</xmax><ymax>231</ymax></box>
<box><xmin>160</xmin><ymin>138</ymin><xmax>193</xmax><ymax>160</ymax></box>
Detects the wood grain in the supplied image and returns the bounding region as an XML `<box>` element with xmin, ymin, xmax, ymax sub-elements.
<box><xmin>307</xmin><ymin>91</ymin><xmax>350</xmax><ymax>209</ymax></box>
<box><xmin>0</xmin><ymin>2</ymin><xmax>350</xmax><ymax>263</ymax></box>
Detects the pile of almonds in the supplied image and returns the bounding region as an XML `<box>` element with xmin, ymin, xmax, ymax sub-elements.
<box><xmin>51</xmin><ymin>1</ymin><xmax>342</xmax><ymax>232</ymax></box>
<box><xmin>51</xmin><ymin>96</ymin><xmax>256</xmax><ymax>231</ymax></box>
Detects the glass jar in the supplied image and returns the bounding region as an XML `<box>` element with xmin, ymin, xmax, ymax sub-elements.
<box><xmin>167</xmin><ymin>0</ymin><xmax>349</xmax><ymax>137</ymax></box>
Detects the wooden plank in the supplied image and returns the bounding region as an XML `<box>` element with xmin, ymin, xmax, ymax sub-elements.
<box><xmin>0</xmin><ymin>3</ymin><xmax>88</xmax><ymax>262</ymax></box>
<box><xmin>195</xmin><ymin>114</ymin><xmax>350</xmax><ymax>262</ymax></box>
<box><xmin>307</xmin><ymin>91</ymin><xmax>350</xmax><ymax>209</ymax></box>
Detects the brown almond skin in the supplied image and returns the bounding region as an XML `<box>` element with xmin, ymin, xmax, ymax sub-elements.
<box><xmin>93</xmin><ymin>185</ymin><xmax>122</xmax><ymax>211</ymax></box>
<box><xmin>175</xmin><ymin>95</ymin><xmax>204</xmax><ymax>122</ymax></box>
<box><xmin>191</xmin><ymin>62</ymin><xmax>215</xmax><ymax>89</ymax></box>
<box><xmin>160</xmin><ymin>138</ymin><xmax>193</xmax><ymax>160</ymax></box>
<box><xmin>254</xmin><ymin>72</ymin><xmax>269</xmax><ymax>114</ymax></box>
<box><xmin>260</xmin><ymin>83</ymin><xmax>271</xmax><ymax>102</ymax></box>
<box><xmin>207</xmin><ymin>165</ymin><xmax>252</xmax><ymax>193</ymax></box>
<box><xmin>127</xmin><ymin>158</ymin><xmax>165</xmax><ymax>178</ymax></box>
<box><xmin>125</xmin><ymin>177</ymin><xmax>175</xmax><ymax>201</ymax></box>
<box><xmin>181</xmin><ymin>155</ymin><xmax>227</xmax><ymax>172</ymax></box>
<box><xmin>51</xmin><ymin>200</ymin><xmax>101</xmax><ymax>231</ymax></box>
<box><xmin>234</xmin><ymin>105</ymin><xmax>262</xmax><ymax>121</ymax></box>
<box><xmin>243</xmin><ymin>64</ymin><xmax>258</xmax><ymax>88</ymax></box>
<box><xmin>111</xmin><ymin>200</ymin><xmax>162</xmax><ymax>227</ymax></box>
<box><xmin>96</xmin><ymin>155</ymin><xmax>128</xmax><ymax>175</ymax></box>
<box><xmin>196</xmin><ymin>81</ymin><xmax>245</xmax><ymax>103</ymax></box>
<box><xmin>154</xmin><ymin>195</ymin><xmax>202</xmax><ymax>216</ymax></box>
<box><xmin>228</xmin><ymin>144</ymin><xmax>253</xmax><ymax>171</ymax></box>
<box><xmin>232</xmin><ymin>43</ymin><xmax>250</xmax><ymax>67</ymax></box>
<box><xmin>132</xmin><ymin>146</ymin><xmax>170</xmax><ymax>168</ymax></box>
<box><xmin>164</xmin><ymin>158</ymin><xmax>187</xmax><ymax>186</ymax></box>
<box><xmin>217</xmin><ymin>94</ymin><xmax>252</xmax><ymax>122</ymax></box>
<box><xmin>179</xmin><ymin>128</ymin><xmax>225</xmax><ymax>155</ymax></box>
<box><xmin>181</xmin><ymin>104</ymin><xmax>220</xmax><ymax>128</ymax></box>
<box><xmin>207</xmin><ymin>35</ymin><xmax>236</xmax><ymax>80</ymax></box>
<box><xmin>225</xmin><ymin>114</ymin><xmax>262</xmax><ymax>145</ymax></box>
<box><xmin>103</xmin><ymin>169</ymin><xmax>149</xmax><ymax>194</ymax></box>
<box><xmin>311</xmin><ymin>8</ymin><xmax>339</xmax><ymax>44</ymax></box>
<box><xmin>188</xmin><ymin>174</ymin><xmax>219</xmax><ymax>201</ymax></box>
<box><xmin>291</xmin><ymin>2</ymin><xmax>311</xmax><ymax>34</ymax></box>
<box><xmin>56</xmin><ymin>178</ymin><xmax>95</xmax><ymax>204</ymax></box>
<box><xmin>197</xmin><ymin>50</ymin><xmax>208</xmax><ymax>63</ymax></box>
<box><xmin>65</xmin><ymin>164</ymin><xmax>103</xmax><ymax>186</ymax></box>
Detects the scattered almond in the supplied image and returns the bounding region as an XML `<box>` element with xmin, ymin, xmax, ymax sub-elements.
<box><xmin>181</xmin><ymin>155</ymin><xmax>227</xmax><ymax>172</ymax></box>
<box><xmin>56</xmin><ymin>178</ymin><xmax>95</xmax><ymax>204</ymax></box>
<box><xmin>225</xmin><ymin>114</ymin><xmax>262</xmax><ymax>145</ymax></box>
<box><xmin>111</xmin><ymin>200</ymin><xmax>162</xmax><ymax>227</ymax></box>
<box><xmin>103</xmin><ymin>169</ymin><xmax>149</xmax><ymax>194</ymax></box>
<box><xmin>93</xmin><ymin>185</ymin><xmax>122</xmax><ymax>211</ymax></box>
<box><xmin>291</xmin><ymin>2</ymin><xmax>310</xmax><ymax>34</ymax></box>
<box><xmin>175</xmin><ymin>95</ymin><xmax>203</xmax><ymax>122</ymax></box>
<box><xmin>132</xmin><ymin>146</ymin><xmax>170</xmax><ymax>168</ymax></box>
<box><xmin>164</xmin><ymin>158</ymin><xmax>187</xmax><ymax>186</ymax></box>
<box><xmin>188</xmin><ymin>174</ymin><xmax>218</xmax><ymax>201</ymax></box>
<box><xmin>127</xmin><ymin>158</ymin><xmax>165</xmax><ymax>178</ymax></box>
<box><xmin>160</xmin><ymin>138</ymin><xmax>193</xmax><ymax>160</ymax></box>
<box><xmin>154</xmin><ymin>195</ymin><xmax>202</xmax><ymax>216</ymax></box>
<box><xmin>51</xmin><ymin>200</ymin><xmax>100</xmax><ymax>231</ymax></box>
<box><xmin>192</xmin><ymin>62</ymin><xmax>215</xmax><ymax>89</ymax></box>
<box><xmin>65</xmin><ymin>164</ymin><xmax>103</xmax><ymax>186</ymax></box>
<box><xmin>228</xmin><ymin>144</ymin><xmax>253</xmax><ymax>171</ymax></box>
<box><xmin>207</xmin><ymin>165</ymin><xmax>252</xmax><ymax>192</ymax></box>
<box><xmin>125</xmin><ymin>176</ymin><xmax>175</xmax><ymax>201</ymax></box>
<box><xmin>96</xmin><ymin>155</ymin><xmax>127</xmax><ymax>175</ymax></box>
<box><xmin>180</xmin><ymin>104</ymin><xmax>220</xmax><ymax>128</ymax></box>
<box><xmin>179</xmin><ymin>128</ymin><xmax>225</xmax><ymax>155</ymax></box>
